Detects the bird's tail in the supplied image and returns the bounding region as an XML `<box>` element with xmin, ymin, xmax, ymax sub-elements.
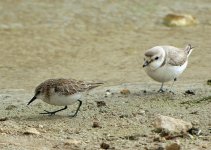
<box><xmin>185</xmin><ymin>44</ymin><xmax>194</xmax><ymax>57</ymax></box>
<box><xmin>88</xmin><ymin>82</ymin><xmax>104</xmax><ymax>90</ymax></box>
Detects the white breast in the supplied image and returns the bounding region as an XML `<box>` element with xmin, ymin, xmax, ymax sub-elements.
<box><xmin>145</xmin><ymin>61</ymin><xmax>188</xmax><ymax>83</ymax></box>
<box><xmin>43</xmin><ymin>93</ymin><xmax>82</xmax><ymax>106</ymax></box>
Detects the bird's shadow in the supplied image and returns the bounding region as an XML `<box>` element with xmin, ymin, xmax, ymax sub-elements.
<box><xmin>10</xmin><ymin>113</ymin><xmax>76</xmax><ymax>122</ymax></box>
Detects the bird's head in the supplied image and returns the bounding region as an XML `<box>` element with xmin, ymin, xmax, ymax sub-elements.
<box><xmin>143</xmin><ymin>46</ymin><xmax>165</xmax><ymax>70</ymax></box>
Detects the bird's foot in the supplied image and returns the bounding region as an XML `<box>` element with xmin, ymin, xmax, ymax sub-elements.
<box><xmin>40</xmin><ymin>110</ymin><xmax>57</xmax><ymax>116</ymax></box>
<box><xmin>158</xmin><ymin>88</ymin><xmax>165</xmax><ymax>93</ymax></box>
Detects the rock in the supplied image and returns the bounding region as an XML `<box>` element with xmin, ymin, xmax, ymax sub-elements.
<box><xmin>0</xmin><ymin>117</ymin><xmax>8</xmax><ymax>121</ymax></box>
<box><xmin>163</xmin><ymin>13</ymin><xmax>198</xmax><ymax>27</ymax></box>
<box><xmin>166</xmin><ymin>143</ymin><xmax>181</xmax><ymax>150</ymax></box>
<box><xmin>100</xmin><ymin>142</ymin><xmax>110</xmax><ymax>149</ymax></box>
<box><xmin>64</xmin><ymin>139</ymin><xmax>81</xmax><ymax>146</ymax></box>
<box><xmin>120</xmin><ymin>89</ymin><xmax>130</xmax><ymax>95</ymax></box>
<box><xmin>96</xmin><ymin>101</ymin><xmax>106</xmax><ymax>107</ymax></box>
<box><xmin>184</xmin><ymin>90</ymin><xmax>195</xmax><ymax>95</ymax></box>
<box><xmin>138</xmin><ymin>110</ymin><xmax>146</xmax><ymax>115</ymax></box>
<box><xmin>188</xmin><ymin>127</ymin><xmax>201</xmax><ymax>135</ymax></box>
<box><xmin>24</xmin><ymin>128</ymin><xmax>40</xmax><ymax>135</ymax></box>
<box><xmin>154</xmin><ymin>115</ymin><xmax>192</xmax><ymax>133</ymax></box>
<box><xmin>38</xmin><ymin>124</ymin><xmax>44</xmax><ymax>128</ymax></box>
<box><xmin>124</xmin><ymin>134</ymin><xmax>141</xmax><ymax>140</ymax></box>
<box><xmin>92</xmin><ymin>121</ymin><xmax>101</xmax><ymax>128</ymax></box>
<box><xmin>0</xmin><ymin>128</ymin><xmax>4</xmax><ymax>133</ymax></box>
<box><xmin>105</xmin><ymin>89</ymin><xmax>112</xmax><ymax>97</ymax></box>
<box><xmin>207</xmin><ymin>80</ymin><xmax>211</xmax><ymax>86</ymax></box>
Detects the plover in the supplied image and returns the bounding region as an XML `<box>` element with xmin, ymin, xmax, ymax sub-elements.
<box><xmin>28</xmin><ymin>78</ymin><xmax>103</xmax><ymax>117</ymax></box>
<box><xmin>143</xmin><ymin>44</ymin><xmax>193</xmax><ymax>92</ymax></box>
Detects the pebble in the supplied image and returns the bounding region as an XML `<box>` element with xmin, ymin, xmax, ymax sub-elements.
<box><xmin>138</xmin><ymin>110</ymin><xmax>146</xmax><ymax>115</ymax></box>
<box><xmin>105</xmin><ymin>89</ymin><xmax>112</xmax><ymax>97</ymax></box>
<box><xmin>92</xmin><ymin>121</ymin><xmax>101</xmax><ymax>128</ymax></box>
<box><xmin>124</xmin><ymin>134</ymin><xmax>141</xmax><ymax>141</ymax></box>
<box><xmin>120</xmin><ymin>89</ymin><xmax>130</xmax><ymax>95</ymax></box>
<box><xmin>24</xmin><ymin>128</ymin><xmax>40</xmax><ymax>135</ymax></box>
<box><xmin>64</xmin><ymin>139</ymin><xmax>81</xmax><ymax>146</ymax></box>
<box><xmin>184</xmin><ymin>90</ymin><xmax>195</xmax><ymax>95</ymax></box>
<box><xmin>163</xmin><ymin>13</ymin><xmax>198</xmax><ymax>27</ymax></box>
<box><xmin>188</xmin><ymin>127</ymin><xmax>201</xmax><ymax>136</ymax></box>
<box><xmin>154</xmin><ymin>114</ymin><xmax>192</xmax><ymax>133</ymax></box>
<box><xmin>96</xmin><ymin>101</ymin><xmax>106</xmax><ymax>107</ymax></box>
<box><xmin>165</xmin><ymin>143</ymin><xmax>181</xmax><ymax>150</ymax></box>
<box><xmin>100</xmin><ymin>142</ymin><xmax>110</xmax><ymax>149</ymax></box>
<box><xmin>38</xmin><ymin>124</ymin><xmax>44</xmax><ymax>128</ymax></box>
<box><xmin>0</xmin><ymin>117</ymin><xmax>8</xmax><ymax>121</ymax></box>
<box><xmin>207</xmin><ymin>80</ymin><xmax>211</xmax><ymax>85</ymax></box>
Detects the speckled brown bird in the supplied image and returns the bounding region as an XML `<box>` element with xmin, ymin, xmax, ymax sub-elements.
<box><xmin>28</xmin><ymin>78</ymin><xmax>103</xmax><ymax>117</ymax></box>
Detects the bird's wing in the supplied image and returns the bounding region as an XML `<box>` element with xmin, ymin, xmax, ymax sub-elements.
<box><xmin>54</xmin><ymin>79</ymin><xmax>103</xmax><ymax>96</ymax></box>
<box><xmin>163</xmin><ymin>46</ymin><xmax>187</xmax><ymax>66</ymax></box>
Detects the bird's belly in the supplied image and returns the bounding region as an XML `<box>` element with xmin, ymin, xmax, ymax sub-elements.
<box><xmin>43</xmin><ymin>93</ymin><xmax>82</xmax><ymax>106</ymax></box>
<box><xmin>145</xmin><ymin>62</ymin><xmax>188</xmax><ymax>83</ymax></box>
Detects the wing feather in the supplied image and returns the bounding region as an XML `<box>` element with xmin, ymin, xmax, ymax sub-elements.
<box><xmin>163</xmin><ymin>46</ymin><xmax>187</xmax><ymax>66</ymax></box>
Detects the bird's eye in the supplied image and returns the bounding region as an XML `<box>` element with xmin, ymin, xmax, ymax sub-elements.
<box><xmin>36</xmin><ymin>91</ymin><xmax>41</xmax><ymax>95</ymax></box>
<box><xmin>155</xmin><ymin>57</ymin><xmax>159</xmax><ymax>60</ymax></box>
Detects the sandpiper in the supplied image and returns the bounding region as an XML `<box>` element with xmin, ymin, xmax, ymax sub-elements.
<box><xmin>28</xmin><ymin>78</ymin><xmax>103</xmax><ymax>117</ymax></box>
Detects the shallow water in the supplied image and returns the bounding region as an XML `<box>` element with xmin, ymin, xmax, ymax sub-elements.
<box><xmin>0</xmin><ymin>0</ymin><xmax>210</xmax><ymax>89</ymax></box>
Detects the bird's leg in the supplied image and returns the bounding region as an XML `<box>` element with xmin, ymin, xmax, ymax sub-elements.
<box><xmin>158</xmin><ymin>83</ymin><xmax>165</xmax><ymax>93</ymax></box>
<box><xmin>169</xmin><ymin>78</ymin><xmax>177</xmax><ymax>94</ymax></box>
<box><xmin>40</xmin><ymin>106</ymin><xmax>68</xmax><ymax>116</ymax></box>
<box><xmin>70</xmin><ymin>100</ymin><xmax>82</xmax><ymax>117</ymax></box>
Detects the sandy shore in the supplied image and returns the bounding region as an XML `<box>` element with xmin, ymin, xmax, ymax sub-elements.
<box><xmin>0</xmin><ymin>0</ymin><xmax>211</xmax><ymax>149</ymax></box>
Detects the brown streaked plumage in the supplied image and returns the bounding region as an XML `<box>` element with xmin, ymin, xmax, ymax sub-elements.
<box><xmin>28</xmin><ymin>78</ymin><xmax>103</xmax><ymax>117</ymax></box>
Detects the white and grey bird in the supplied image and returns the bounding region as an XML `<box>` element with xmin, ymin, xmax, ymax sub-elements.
<box><xmin>28</xmin><ymin>78</ymin><xmax>103</xmax><ymax>117</ymax></box>
<box><xmin>143</xmin><ymin>44</ymin><xmax>193</xmax><ymax>92</ymax></box>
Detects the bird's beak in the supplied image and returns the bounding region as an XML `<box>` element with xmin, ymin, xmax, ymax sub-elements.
<box><xmin>27</xmin><ymin>96</ymin><xmax>36</xmax><ymax>105</ymax></box>
<box><xmin>143</xmin><ymin>61</ymin><xmax>149</xmax><ymax>68</ymax></box>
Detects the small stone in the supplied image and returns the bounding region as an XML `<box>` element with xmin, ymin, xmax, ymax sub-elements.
<box><xmin>188</xmin><ymin>127</ymin><xmax>201</xmax><ymax>136</ymax></box>
<box><xmin>165</xmin><ymin>143</ymin><xmax>181</xmax><ymax>150</ymax></box>
<box><xmin>105</xmin><ymin>89</ymin><xmax>112</xmax><ymax>97</ymax></box>
<box><xmin>38</xmin><ymin>124</ymin><xmax>44</xmax><ymax>128</ymax></box>
<box><xmin>138</xmin><ymin>110</ymin><xmax>146</xmax><ymax>115</ymax></box>
<box><xmin>119</xmin><ymin>114</ymin><xmax>129</xmax><ymax>118</ymax></box>
<box><xmin>64</xmin><ymin>139</ymin><xmax>81</xmax><ymax>146</ymax></box>
<box><xmin>0</xmin><ymin>117</ymin><xmax>8</xmax><ymax>121</ymax></box>
<box><xmin>92</xmin><ymin>121</ymin><xmax>101</xmax><ymax>128</ymax></box>
<box><xmin>96</xmin><ymin>101</ymin><xmax>106</xmax><ymax>107</ymax></box>
<box><xmin>5</xmin><ymin>105</ymin><xmax>17</xmax><ymax>110</ymax></box>
<box><xmin>154</xmin><ymin>115</ymin><xmax>192</xmax><ymax>133</ymax></box>
<box><xmin>124</xmin><ymin>134</ymin><xmax>141</xmax><ymax>140</ymax></box>
<box><xmin>24</xmin><ymin>128</ymin><xmax>40</xmax><ymax>135</ymax></box>
<box><xmin>100</xmin><ymin>142</ymin><xmax>110</xmax><ymax>149</ymax></box>
<box><xmin>201</xmin><ymin>144</ymin><xmax>208</xmax><ymax>149</ymax></box>
<box><xmin>190</xmin><ymin>111</ymin><xmax>198</xmax><ymax>115</ymax></box>
<box><xmin>184</xmin><ymin>90</ymin><xmax>195</xmax><ymax>95</ymax></box>
<box><xmin>0</xmin><ymin>128</ymin><xmax>4</xmax><ymax>133</ymax></box>
<box><xmin>120</xmin><ymin>89</ymin><xmax>130</xmax><ymax>95</ymax></box>
<box><xmin>163</xmin><ymin>13</ymin><xmax>198</xmax><ymax>27</ymax></box>
<box><xmin>207</xmin><ymin>80</ymin><xmax>211</xmax><ymax>86</ymax></box>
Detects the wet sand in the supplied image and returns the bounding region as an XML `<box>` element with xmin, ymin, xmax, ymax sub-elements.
<box><xmin>0</xmin><ymin>0</ymin><xmax>211</xmax><ymax>149</ymax></box>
